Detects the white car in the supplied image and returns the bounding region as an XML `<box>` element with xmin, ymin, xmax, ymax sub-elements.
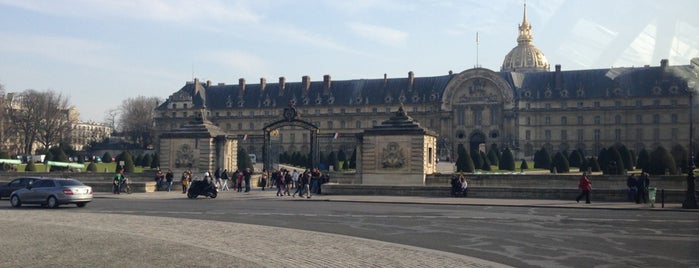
<box><xmin>10</xmin><ymin>178</ymin><xmax>93</xmax><ymax>208</ymax></box>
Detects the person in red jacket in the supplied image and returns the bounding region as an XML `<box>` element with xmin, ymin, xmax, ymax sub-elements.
<box><xmin>576</xmin><ymin>172</ymin><xmax>592</xmax><ymax>204</ymax></box>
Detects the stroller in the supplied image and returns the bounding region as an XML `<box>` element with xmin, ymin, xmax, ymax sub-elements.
<box><xmin>187</xmin><ymin>179</ymin><xmax>218</xmax><ymax>199</ymax></box>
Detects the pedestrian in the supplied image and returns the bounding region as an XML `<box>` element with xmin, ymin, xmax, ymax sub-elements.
<box><xmin>459</xmin><ymin>176</ymin><xmax>468</xmax><ymax>197</ymax></box>
<box><xmin>214</xmin><ymin>168</ymin><xmax>222</xmax><ymax>189</ymax></box>
<box><xmin>260</xmin><ymin>169</ymin><xmax>268</xmax><ymax>191</ymax></box>
<box><xmin>276</xmin><ymin>169</ymin><xmax>285</xmax><ymax>197</ymax></box>
<box><xmin>236</xmin><ymin>170</ymin><xmax>244</xmax><ymax>192</ymax></box>
<box><xmin>165</xmin><ymin>168</ymin><xmax>174</xmax><ymax>192</ymax></box>
<box><xmin>626</xmin><ymin>173</ymin><xmax>637</xmax><ymax>202</ymax></box>
<box><xmin>284</xmin><ymin>170</ymin><xmax>292</xmax><ymax>196</ymax></box>
<box><xmin>576</xmin><ymin>171</ymin><xmax>592</xmax><ymax>204</ymax></box>
<box><xmin>181</xmin><ymin>170</ymin><xmax>191</xmax><ymax>194</ymax></box>
<box><xmin>310</xmin><ymin>169</ymin><xmax>321</xmax><ymax>194</ymax></box>
<box><xmin>301</xmin><ymin>169</ymin><xmax>312</xmax><ymax>198</ymax></box>
<box><xmin>636</xmin><ymin>172</ymin><xmax>650</xmax><ymax>204</ymax></box>
<box><xmin>243</xmin><ymin>168</ymin><xmax>252</xmax><ymax>192</ymax></box>
<box><xmin>113</xmin><ymin>169</ymin><xmax>124</xmax><ymax>194</ymax></box>
<box><xmin>154</xmin><ymin>169</ymin><xmax>165</xmax><ymax>191</ymax></box>
<box><xmin>220</xmin><ymin>169</ymin><xmax>230</xmax><ymax>191</ymax></box>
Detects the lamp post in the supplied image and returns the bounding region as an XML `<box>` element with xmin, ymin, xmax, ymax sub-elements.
<box><xmin>683</xmin><ymin>80</ymin><xmax>697</xmax><ymax>209</ymax></box>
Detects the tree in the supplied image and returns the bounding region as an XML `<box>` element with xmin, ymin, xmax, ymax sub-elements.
<box><xmin>142</xmin><ymin>153</ymin><xmax>153</xmax><ymax>168</ymax></box>
<box><xmin>455</xmin><ymin>144</ymin><xmax>474</xmax><ymax>172</ymax></box>
<box><xmin>605</xmin><ymin>146</ymin><xmax>624</xmax><ymax>175</ymax></box>
<box><xmin>487</xmin><ymin>149</ymin><xmax>499</xmax><ymax>166</ymax></box>
<box><xmin>49</xmin><ymin>147</ymin><xmax>69</xmax><ymax>172</ymax></box>
<box><xmin>568</xmin><ymin>150</ymin><xmax>584</xmax><ymax>168</ymax></box>
<box><xmin>636</xmin><ymin>149</ymin><xmax>651</xmax><ymax>172</ymax></box>
<box><xmin>6</xmin><ymin>89</ymin><xmax>74</xmax><ymax>155</ymax></box>
<box><xmin>338</xmin><ymin>149</ymin><xmax>347</xmax><ymax>169</ymax></box>
<box><xmin>135</xmin><ymin>154</ymin><xmax>143</xmax><ymax>167</ymax></box>
<box><xmin>533</xmin><ymin>147</ymin><xmax>551</xmax><ymax>169</ymax></box>
<box><xmin>618</xmin><ymin>145</ymin><xmax>634</xmax><ymax>172</ymax></box>
<box><xmin>499</xmin><ymin>148</ymin><xmax>515</xmax><ymax>171</ymax></box>
<box><xmin>520</xmin><ymin>159</ymin><xmax>529</xmax><ymax>170</ymax></box>
<box><xmin>25</xmin><ymin>161</ymin><xmax>36</xmax><ymax>172</ymax></box>
<box><xmin>648</xmin><ymin>146</ymin><xmax>677</xmax><ymax>175</ymax></box>
<box><xmin>670</xmin><ymin>144</ymin><xmax>688</xmax><ymax>173</ymax></box>
<box><xmin>237</xmin><ymin>148</ymin><xmax>254</xmax><ymax>172</ymax></box>
<box><xmin>115</xmin><ymin>151</ymin><xmax>135</xmax><ymax>173</ymax></box>
<box><xmin>150</xmin><ymin>153</ymin><xmax>159</xmax><ymax>168</ymax></box>
<box><xmin>102</xmin><ymin>152</ymin><xmax>112</xmax><ymax>163</ymax></box>
<box><xmin>329</xmin><ymin>151</ymin><xmax>339</xmax><ymax>171</ymax></box>
<box><xmin>86</xmin><ymin>162</ymin><xmax>97</xmax><ymax>172</ymax></box>
<box><xmin>118</xmin><ymin>96</ymin><xmax>160</xmax><ymax>149</ymax></box>
<box><xmin>480</xmin><ymin>151</ymin><xmax>491</xmax><ymax>171</ymax></box>
<box><xmin>551</xmin><ymin>152</ymin><xmax>570</xmax><ymax>173</ymax></box>
<box><xmin>471</xmin><ymin>149</ymin><xmax>483</xmax><ymax>170</ymax></box>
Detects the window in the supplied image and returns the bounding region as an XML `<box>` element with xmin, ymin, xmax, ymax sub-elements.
<box><xmin>290</xmin><ymin>133</ymin><xmax>295</xmax><ymax>143</ymax></box>
<box><xmin>172</xmin><ymin>103</ymin><xmax>177</xmax><ymax>109</ymax></box>
<box><xmin>636</xmin><ymin>100</ymin><xmax>642</xmax><ymax>107</ymax></box>
<box><xmin>355</xmin><ymin>108</ymin><xmax>361</xmax><ymax>113</ymax></box>
<box><xmin>672</xmin><ymin>128</ymin><xmax>678</xmax><ymax>140</ymax></box>
<box><xmin>636</xmin><ymin>115</ymin><xmax>643</xmax><ymax>124</ymax></box>
<box><xmin>413</xmin><ymin>107</ymin><xmax>418</xmax><ymax>113</ymax></box>
<box><xmin>184</xmin><ymin>103</ymin><xmax>188</xmax><ymax>109</ymax></box>
<box><xmin>577</xmin><ymin>102</ymin><xmax>584</xmax><ymax>108</ymax></box>
<box><xmin>615</xmin><ymin>115</ymin><xmax>622</xmax><ymax>124</ymax></box>
<box><xmin>385</xmin><ymin>108</ymin><xmax>391</xmax><ymax>113</ymax></box>
<box><xmin>561</xmin><ymin>116</ymin><xmax>568</xmax><ymax>125</ymax></box>
<box><xmin>183</xmin><ymin>112</ymin><xmax>188</xmax><ymax>117</ymax></box>
<box><xmin>636</xmin><ymin>128</ymin><xmax>643</xmax><ymax>141</ymax></box>
<box><xmin>594</xmin><ymin>102</ymin><xmax>600</xmax><ymax>108</ymax></box>
<box><xmin>654</xmin><ymin>100</ymin><xmax>661</xmax><ymax>106</ymax></box>
<box><xmin>594</xmin><ymin>129</ymin><xmax>601</xmax><ymax>142</ymax></box>
<box><xmin>315</xmin><ymin>109</ymin><xmax>320</xmax><ymax>115</ymax></box>
<box><xmin>653</xmin><ymin>128</ymin><xmax>660</xmax><ymax>142</ymax></box>
<box><xmin>577</xmin><ymin>129</ymin><xmax>584</xmax><ymax>143</ymax></box>
<box><xmin>474</xmin><ymin>110</ymin><xmax>482</xmax><ymax>125</ymax></box>
<box><xmin>249</xmin><ymin>122</ymin><xmax>254</xmax><ymax>129</ymax></box>
<box><xmin>526</xmin><ymin>103</ymin><xmax>531</xmax><ymax>109</ymax></box>
<box><xmin>671</xmin><ymin>100</ymin><xmax>678</xmax><ymax>106</ymax></box>
<box><xmin>545</xmin><ymin>103</ymin><xmax>551</xmax><ymax>109</ymax></box>
<box><xmin>594</xmin><ymin>116</ymin><xmax>601</xmax><ymax>124</ymax></box>
<box><xmin>372</xmin><ymin>120</ymin><xmax>377</xmax><ymax>127</ymax></box>
<box><xmin>561</xmin><ymin>130</ymin><xmax>568</xmax><ymax>141</ymax></box>
<box><xmin>226</xmin><ymin>123</ymin><xmax>231</xmax><ymax>130</ymax></box>
<box><xmin>237</xmin><ymin>123</ymin><xmax>242</xmax><ymax>130</ymax></box>
<box><xmin>525</xmin><ymin>130</ymin><xmax>531</xmax><ymax>141</ymax></box>
<box><xmin>671</xmin><ymin>114</ymin><xmax>678</xmax><ymax>123</ymax></box>
<box><xmin>356</xmin><ymin>121</ymin><xmax>361</xmax><ymax>128</ymax></box>
<box><xmin>172</xmin><ymin>112</ymin><xmax>176</xmax><ymax>117</ymax></box>
<box><xmin>614</xmin><ymin>101</ymin><xmax>621</xmax><ymax>107</ymax></box>
<box><xmin>340</xmin><ymin>120</ymin><xmax>346</xmax><ymax>128</ymax></box>
<box><xmin>545</xmin><ymin>130</ymin><xmax>551</xmax><ymax>141</ymax></box>
<box><xmin>327</xmin><ymin>108</ymin><xmax>333</xmax><ymax>114</ymax></box>
<box><xmin>340</xmin><ymin>108</ymin><xmax>345</xmax><ymax>114</ymax></box>
<box><xmin>457</xmin><ymin>108</ymin><xmax>465</xmax><ymax>125</ymax></box>
<box><xmin>577</xmin><ymin>116</ymin><xmax>583</xmax><ymax>125</ymax></box>
<box><xmin>545</xmin><ymin>116</ymin><xmax>551</xmax><ymax>125</ymax></box>
<box><xmin>561</xmin><ymin>102</ymin><xmax>567</xmax><ymax>109</ymax></box>
<box><xmin>615</xmin><ymin>129</ymin><xmax>622</xmax><ymax>142</ymax></box>
<box><xmin>372</xmin><ymin>108</ymin><xmax>378</xmax><ymax>114</ymax></box>
<box><xmin>653</xmin><ymin>114</ymin><xmax>660</xmax><ymax>124</ymax></box>
<box><xmin>327</xmin><ymin>121</ymin><xmax>333</xmax><ymax>129</ymax></box>
<box><xmin>526</xmin><ymin>117</ymin><xmax>531</xmax><ymax>125</ymax></box>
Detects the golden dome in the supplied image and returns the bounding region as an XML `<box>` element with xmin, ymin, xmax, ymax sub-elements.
<box><xmin>501</xmin><ymin>3</ymin><xmax>550</xmax><ymax>73</ymax></box>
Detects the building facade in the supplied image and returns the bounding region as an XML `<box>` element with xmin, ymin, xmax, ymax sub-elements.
<box><xmin>155</xmin><ymin>5</ymin><xmax>698</xmax><ymax>165</ymax></box>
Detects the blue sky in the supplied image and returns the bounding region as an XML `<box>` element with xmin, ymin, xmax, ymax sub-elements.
<box><xmin>0</xmin><ymin>0</ymin><xmax>697</xmax><ymax>123</ymax></box>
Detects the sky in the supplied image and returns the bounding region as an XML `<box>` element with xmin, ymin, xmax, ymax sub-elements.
<box><xmin>0</xmin><ymin>0</ymin><xmax>697</xmax><ymax>123</ymax></box>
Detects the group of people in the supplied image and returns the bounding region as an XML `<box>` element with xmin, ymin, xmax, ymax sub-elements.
<box><xmin>450</xmin><ymin>173</ymin><xmax>469</xmax><ymax>197</ymax></box>
<box><xmin>262</xmin><ymin>168</ymin><xmax>328</xmax><ymax>198</ymax></box>
<box><xmin>153</xmin><ymin>168</ymin><xmax>175</xmax><ymax>192</ymax></box>
<box><xmin>627</xmin><ymin>172</ymin><xmax>652</xmax><ymax>204</ymax></box>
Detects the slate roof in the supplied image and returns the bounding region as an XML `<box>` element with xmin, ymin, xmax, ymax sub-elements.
<box><xmin>157</xmin><ymin>64</ymin><xmax>695</xmax><ymax>111</ymax></box>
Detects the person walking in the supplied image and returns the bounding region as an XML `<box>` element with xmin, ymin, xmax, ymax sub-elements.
<box><xmin>300</xmin><ymin>169</ymin><xmax>312</xmax><ymax>198</ymax></box>
<box><xmin>626</xmin><ymin>173</ymin><xmax>637</xmax><ymax>202</ymax></box>
<box><xmin>576</xmin><ymin>172</ymin><xmax>592</xmax><ymax>204</ymax></box>
<box><xmin>236</xmin><ymin>170</ymin><xmax>244</xmax><ymax>192</ymax></box>
<box><xmin>636</xmin><ymin>172</ymin><xmax>650</xmax><ymax>204</ymax></box>
<box><xmin>165</xmin><ymin>168</ymin><xmax>174</xmax><ymax>192</ymax></box>
<box><xmin>214</xmin><ymin>168</ymin><xmax>222</xmax><ymax>189</ymax></box>
<box><xmin>275</xmin><ymin>169</ymin><xmax>285</xmax><ymax>197</ymax></box>
<box><xmin>181</xmin><ymin>170</ymin><xmax>191</xmax><ymax>194</ymax></box>
<box><xmin>220</xmin><ymin>169</ymin><xmax>230</xmax><ymax>191</ymax></box>
<box><xmin>243</xmin><ymin>168</ymin><xmax>252</xmax><ymax>192</ymax></box>
<box><xmin>260</xmin><ymin>169</ymin><xmax>268</xmax><ymax>191</ymax></box>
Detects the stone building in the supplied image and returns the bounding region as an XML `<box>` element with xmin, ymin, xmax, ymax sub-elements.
<box><xmin>155</xmin><ymin>4</ymin><xmax>698</xmax><ymax>165</ymax></box>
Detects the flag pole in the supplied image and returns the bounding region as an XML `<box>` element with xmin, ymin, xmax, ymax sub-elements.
<box><xmin>476</xmin><ymin>32</ymin><xmax>480</xmax><ymax>68</ymax></box>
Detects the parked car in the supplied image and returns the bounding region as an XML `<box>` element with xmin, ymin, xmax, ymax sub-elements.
<box><xmin>0</xmin><ymin>177</ymin><xmax>41</xmax><ymax>199</ymax></box>
<box><xmin>10</xmin><ymin>178</ymin><xmax>93</xmax><ymax>208</ymax></box>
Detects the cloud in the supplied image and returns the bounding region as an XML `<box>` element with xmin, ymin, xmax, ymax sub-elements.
<box><xmin>348</xmin><ymin>22</ymin><xmax>408</xmax><ymax>47</ymax></box>
<box><xmin>204</xmin><ymin>50</ymin><xmax>270</xmax><ymax>77</ymax></box>
<box><xmin>0</xmin><ymin>0</ymin><xmax>261</xmax><ymax>23</ymax></box>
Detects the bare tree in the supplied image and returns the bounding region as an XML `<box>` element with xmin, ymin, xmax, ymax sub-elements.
<box><xmin>119</xmin><ymin>96</ymin><xmax>159</xmax><ymax>148</ymax></box>
<box><xmin>104</xmin><ymin>108</ymin><xmax>119</xmax><ymax>132</ymax></box>
<box><xmin>5</xmin><ymin>89</ymin><xmax>74</xmax><ymax>155</ymax></box>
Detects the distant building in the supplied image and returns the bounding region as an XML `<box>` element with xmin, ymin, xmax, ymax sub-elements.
<box><xmin>70</xmin><ymin>120</ymin><xmax>111</xmax><ymax>152</ymax></box>
<box><xmin>155</xmin><ymin>4</ymin><xmax>698</xmax><ymax>163</ymax></box>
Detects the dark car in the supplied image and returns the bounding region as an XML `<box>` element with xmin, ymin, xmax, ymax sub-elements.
<box><xmin>0</xmin><ymin>177</ymin><xmax>41</xmax><ymax>199</ymax></box>
<box><xmin>10</xmin><ymin>178</ymin><xmax>93</xmax><ymax>208</ymax></box>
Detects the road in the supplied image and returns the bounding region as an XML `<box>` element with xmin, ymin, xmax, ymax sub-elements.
<box><xmin>1</xmin><ymin>191</ymin><xmax>698</xmax><ymax>267</ymax></box>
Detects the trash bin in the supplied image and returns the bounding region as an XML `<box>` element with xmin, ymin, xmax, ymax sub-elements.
<box><xmin>648</xmin><ymin>187</ymin><xmax>657</xmax><ymax>208</ymax></box>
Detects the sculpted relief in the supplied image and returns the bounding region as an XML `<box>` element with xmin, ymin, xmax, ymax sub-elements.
<box><xmin>175</xmin><ymin>144</ymin><xmax>195</xmax><ymax>168</ymax></box>
<box><xmin>455</xmin><ymin>78</ymin><xmax>500</xmax><ymax>104</ymax></box>
<box><xmin>382</xmin><ymin>142</ymin><xmax>405</xmax><ymax>169</ymax></box>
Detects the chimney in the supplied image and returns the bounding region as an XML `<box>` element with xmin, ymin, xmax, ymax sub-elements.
<box><xmin>323</xmin><ymin>74</ymin><xmax>331</xmax><ymax>93</ymax></box>
<box><xmin>384</xmin><ymin>73</ymin><xmax>388</xmax><ymax>87</ymax></box>
<box><xmin>448</xmin><ymin>70</ymin><xmax>453</xmax><ymax>75</ymax></box>
<box><xmin>661</xmin><ymin>59</ymin><xmax>669</xmax><ymax>68</ymax></box>
<box><xmin>279</xmin><ymin>76</ymin><xmax>286</xmax><ymax>90</ymax></box>
<box><xmin>408</xmin><ymin>71</ymin><xmax>414</xmax><ymax>91</ymax></box>
<box><xmin>555</xmin><ymin>64</ymin><xmax>562</xmax><ymax>90</ymax></box>
<box><xmin>260</xmin><ymin>78</ymin><xmax>267</xmax><ymax>92</ymax></box>
<box><xmin>206</xmin><ymin>80</ymin><xmax>211</xmax><ymax>87</ymax></box>
<box><xmin>302</xmin><ymin>75</ymin><xmax>311</xmax><ymax>91</ymax></box>
<box><xmin>194</xmin><ymin>78</ymin><xmax>200</xmax><ymax>85</ymax></box>
<box><xmin>238</xmin><ymin>78</ymin><xmax>246</xmax><ymax>95</ymax></box>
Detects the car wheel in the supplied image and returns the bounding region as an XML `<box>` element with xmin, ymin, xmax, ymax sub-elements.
<box><xmin>76</xmin><ymin>202</ymin><xmax>86</xmax><ymax>208</ymax></box>
<box><xmin>10</xmin><ymin>195</ymin><xmax>21</xmax><ymax>207</ymax></box>
<box><xmin>47</xmin><ymin>196</ymin><xmax>59</xmax><ymax>208</ymax></box>
<box><xmin>209</xmin><ymin>192</ymin><xmax>217</xmax><ymax>198</ymax></box>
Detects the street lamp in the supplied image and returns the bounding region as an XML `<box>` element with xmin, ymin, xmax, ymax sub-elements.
<box><xmin>683</xmin><ymin>80</ymin><xmax>698</xmax><ymax>209</ymax></box>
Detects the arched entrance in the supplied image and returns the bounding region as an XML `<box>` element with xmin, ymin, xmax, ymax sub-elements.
<box><xmin>262</xmin><ymin>103</ymin><xmax>319</xmax><ymax>171</ymax></box>
<box><xmin>469</xmin><ymin>131</ymin><xmax>486</xmax><ymax>153</ymax></box>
